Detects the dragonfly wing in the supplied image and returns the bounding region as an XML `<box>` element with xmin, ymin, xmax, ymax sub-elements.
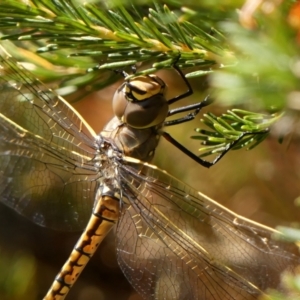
<box><xmin>0</xmin><ymin>47</ymin><xmax>99</xmax><ymax>231</ymax></box>
<box><xmin>116</xmin><ymin>160</ymin><xmax>300</xmax><ymax>300</ymax></box>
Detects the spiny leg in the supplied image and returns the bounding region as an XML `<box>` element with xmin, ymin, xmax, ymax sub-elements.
<box><xmin>162</xmin><ymin>130</ymin><xmax>269</xmax><ymax>168</ymax></box>
<box><xmin>164</xmin><ymin>96</ymin><xmax>212</xmax><ymax>127</ymax></box>
<box><xmin>44</xmin><ymin>195</ymin><xmax>120</xmax><ymax>300</ymax></box>
<box><xmin>167</xmin><ymin>64</ymin><xmax>193</xmax><ymax>105</ymax></box>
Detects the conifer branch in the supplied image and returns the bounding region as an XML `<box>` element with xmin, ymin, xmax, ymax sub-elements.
<box><xmin>0</xmin><ymin>0</ymin><xmax>298</xmax><ymax>157</ymax></box>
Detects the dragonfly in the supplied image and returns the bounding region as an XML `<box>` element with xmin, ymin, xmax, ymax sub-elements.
<box><xmin>0</xmin><ymin>45</ymin><xmax>299</xmax><ymax>300</ymax></box>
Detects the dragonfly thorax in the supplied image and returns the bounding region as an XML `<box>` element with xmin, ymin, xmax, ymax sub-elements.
<box><xmin>112</xmin><ymin>74</ymin><xmax>169</xmax><ymax>129</ymax></box>
<box><xmin>100</xmin><ymin>116</ymin><xmax>161</xmax><ymax>162</ymax></box>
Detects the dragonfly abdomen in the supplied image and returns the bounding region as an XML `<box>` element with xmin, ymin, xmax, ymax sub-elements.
<box><xmin>44</xmin><ymin>189</ymin><xmax>120</xmax><ymax>300</ymax></box>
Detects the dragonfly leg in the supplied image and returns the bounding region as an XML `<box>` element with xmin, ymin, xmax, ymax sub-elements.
<box><xmin>43</xmin><ymin>194</ymin><xmax>120</xmax><ymax>300</ymax></box>
<box><xmin>162</xmin><ymin>130</ymin><xmax>269</xmax><ymax>168</ymax></box>
<box><xmin>165</xmin><ymin>96</ymin><xmax>212</xmax><ymax>126</ymax></box>
<box><xmin>162</xmin><ymin>132</ymin><xmax>213</xmax><ymax>168</ymax></box>
<box><xmin>167</xmin><ymin>64</ymin><xmax>193</xmax><ymax>105</ymax></box>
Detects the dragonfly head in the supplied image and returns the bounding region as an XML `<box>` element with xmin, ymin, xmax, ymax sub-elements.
<box><xmin>112</xmin><ymin>74</ymin><xmax>169</xmax><ymax>129</ymax></box>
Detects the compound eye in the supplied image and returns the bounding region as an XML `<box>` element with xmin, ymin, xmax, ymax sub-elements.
<box><xmin>112</xmin><ymin>74</ymin><xmax>169</xmax><ymax>128</ymax></box>
<box><xmin>112</xmin><ymin>82</ymin><xmax>128</xmax><ymax>121</ymax></box>
<box><xmin>126</xmin><ymin>75</ymin><xmax>165</xmax><ymax>101</ymax></box>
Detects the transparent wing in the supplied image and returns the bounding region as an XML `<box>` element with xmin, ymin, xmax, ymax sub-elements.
<box><xmin>116</xmin><ymin>160</ymin><xmax>300</xmax><ymax>300</ymax></box>
<box><xmin>0</xmin><ymin>46</ymin><xmax>99</xmax><ymax>231</ymax></box>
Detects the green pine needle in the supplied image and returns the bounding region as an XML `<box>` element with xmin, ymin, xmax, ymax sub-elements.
<box><xmin>192</xmin><ymin>109</ymin><xmax>281</xmax><ymax>157</ymax></box>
